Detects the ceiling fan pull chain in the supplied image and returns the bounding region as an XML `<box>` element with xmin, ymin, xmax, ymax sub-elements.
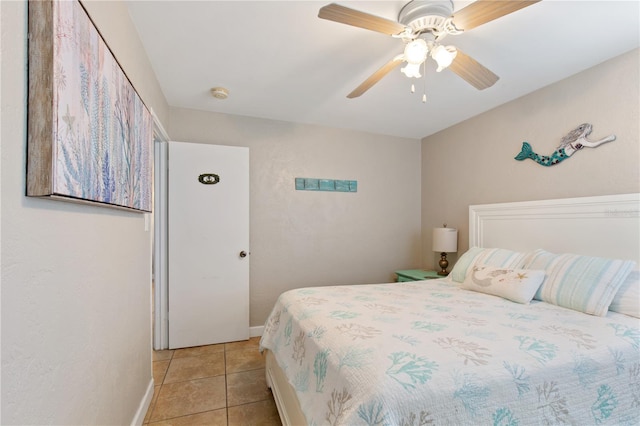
<box><xmin>411</xmin><ymin>83</ymin><xmax>415</xmax><ymax>94</ymax></box>
<box><xmin>422</xmin><ymin>61</ymin><xmax>427</xmax><ymax>103</ymax></box>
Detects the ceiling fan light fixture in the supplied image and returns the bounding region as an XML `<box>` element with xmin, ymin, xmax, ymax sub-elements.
<box><xmin>403</xmin><ymin>38</ymin><xmax>428</xmax><ymax>64</ymax></box>
<box><xmin>401</xmin><ymin>38</ymin><xmax>428</xmax><ymax>78</ymax></box>
<box><xmin>401</xmin><ymin>62</ymin><xmax>422</xmax><ymax>78</ymax></box>
<box><xmin>398</xmin><ymin>0</ymin><xmax>454</xmax><ymax>33</ymax></box>
<box><xmin>431</xmin><ymin>44</ymin><xmax>457</xmax><ymax>72</ymax></box>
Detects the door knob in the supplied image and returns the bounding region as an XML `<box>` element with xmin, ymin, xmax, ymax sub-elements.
<box><xmin>239</xmin><ymin>251</ymin><xmax>247</xmax><ymax>258</ymax></box>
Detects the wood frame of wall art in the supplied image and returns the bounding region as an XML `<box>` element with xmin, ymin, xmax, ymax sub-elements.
<box><xmin>27</xmin><ymin>0</ymin><xmax>153</xmax><ymax>212</ymax></box>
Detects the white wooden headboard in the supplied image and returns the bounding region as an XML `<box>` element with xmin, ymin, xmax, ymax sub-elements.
<box><xmin>469</xmin><ymin>193</ymin><xmax>640</xmax><ymax>262</ymax></box>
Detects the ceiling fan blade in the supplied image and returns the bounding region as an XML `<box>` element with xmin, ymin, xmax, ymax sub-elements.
<box><xmin>448</xmin><ymin>49</ymin><xmax>499</xmax><ymax>90</ymax></box>
<box><xmin>451</xmin><ymin>0</ymin><xmax>541</xmax><ymax>32</ymax></box>
<box><xmin>347</xmin><ymin>57</ymin><xmax>404</xmax><ymax>98</ymax></box>
<box><xmin>319</xmin><ymin>3</ymin><xmax>407</xmax><ymax>36</ymax></box>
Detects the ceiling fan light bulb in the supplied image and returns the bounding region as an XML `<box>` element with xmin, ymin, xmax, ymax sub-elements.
<box><xmin>401</xmin><ymin>63</ymin><xmax>422</xmax><ymax>78</ymax></box>
<box><xmin>403</xmin><ymin>38</ymin><xmax>428</xmax><ymax>64</ymax></box>
<box><xmin>432</xmin><ymin>45</ymin><xmax>457</xmax><ymax>72</ymax></box>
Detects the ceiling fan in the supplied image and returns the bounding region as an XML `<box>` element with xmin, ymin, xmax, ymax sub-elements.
<box><xmin>318</xmin><ymin>0</ymin><xmax>541</xmax><ymax>98</ymax></box>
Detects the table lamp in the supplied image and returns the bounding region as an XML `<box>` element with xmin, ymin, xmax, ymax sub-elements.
<box><xmin>432</xmin><ymin>225</ymin><xmax>458</xmax><ymax>276</ymax></box>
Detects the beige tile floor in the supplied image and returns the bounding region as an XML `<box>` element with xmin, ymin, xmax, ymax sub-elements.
<box><xmin>144</xmin><ymin>337</ymin><xmax>282</xmax><ymax>425</ymax></box>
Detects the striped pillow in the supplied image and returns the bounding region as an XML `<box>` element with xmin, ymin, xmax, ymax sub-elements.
<box><xmin>609</xmin><ymin>268</ymin><xmax>639</xmax><ymax>318</ymax></box>
<box><xmin>450</xmin><ymin>247</ymin><xmax>529</xmax><ymax>283</ymax></box>
<box><xmin>523</xmin><ymin>249</ymin><xmax>636</xmax><ymax>316</ymax></box>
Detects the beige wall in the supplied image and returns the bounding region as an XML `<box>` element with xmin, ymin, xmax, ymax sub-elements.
<box><xmin>1</xmin><ymin>1</ymin><xmax>168</xmax><ymax>424</ymax></box>
<box><xmin>169</xmin><ymin>108</ymin><xmax>422</xmax><ymax>326</ymax></box>
<box><xmin>421</xmin><ymin>49</ymin><xmax>640</xmax><ymax>269</ymax></box>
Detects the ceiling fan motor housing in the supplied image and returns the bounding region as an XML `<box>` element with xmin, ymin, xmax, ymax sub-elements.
<box><xmin>398</xmin><ymin>0</ymin><xmax>454</xmax><ymax>34</ymax></box>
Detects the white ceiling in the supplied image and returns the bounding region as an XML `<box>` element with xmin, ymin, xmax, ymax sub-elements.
<box><xmin>126</xmin><ymin>1</ymin><xmax>639</xmax><ymax>139</ymax></box>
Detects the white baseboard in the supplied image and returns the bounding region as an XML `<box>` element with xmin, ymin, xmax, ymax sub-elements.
<box><xmin>131</xmin><ymin>378</ymin><xmax>154</xmax><ymax>426</ymax></box>
<box><xmin>250</xmin><ymin>325</ymin><xmax>264</xmax><ymax>337</ymax></box>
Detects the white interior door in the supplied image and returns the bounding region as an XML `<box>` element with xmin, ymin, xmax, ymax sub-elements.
<box><xmin>168</xmin><ymin>141</ymin><xmax>249</xmax><ymax>349</ymax></box>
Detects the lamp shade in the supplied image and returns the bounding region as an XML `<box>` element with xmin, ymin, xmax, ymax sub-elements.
<box><xmin>432</xmin><ymin>227</ymin><xmax>458</xmax><ymax>253</ymax></box>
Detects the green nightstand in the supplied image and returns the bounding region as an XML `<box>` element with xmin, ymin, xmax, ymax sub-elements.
<box><xmin>395</xmin><ymin>269</ymin><xmax>442</xmax><ymax>282</ymax></box>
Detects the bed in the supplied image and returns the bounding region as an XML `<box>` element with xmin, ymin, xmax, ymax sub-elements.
<box><xmin>260</xmin><ymin>193</ymin><xmax>640</xmax><ymax>425</ymax></box>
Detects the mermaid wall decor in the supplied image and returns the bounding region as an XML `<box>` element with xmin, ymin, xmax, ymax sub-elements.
<box><xmin>514</xmin><ymin>123</ymin><xmax>615</xmax><ymax>166</ymax></box>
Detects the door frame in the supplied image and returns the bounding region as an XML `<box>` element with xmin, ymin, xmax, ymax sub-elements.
<box><xmin>152</xmin><ymin>112</ymin><xmax>170</xmax><ymax>350</ymax></box>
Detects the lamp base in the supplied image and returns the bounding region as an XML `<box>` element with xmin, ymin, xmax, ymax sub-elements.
<box><xmin>437</xmin><ymin>252</ymin><xmax>449</xmax><ymax>276</ymax></box>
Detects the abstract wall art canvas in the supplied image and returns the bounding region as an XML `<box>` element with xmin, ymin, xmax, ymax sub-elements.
<box><xmin>27</xmin><ymin>0</ymin><xmax>153</xmax><ymax>212</ymax></box>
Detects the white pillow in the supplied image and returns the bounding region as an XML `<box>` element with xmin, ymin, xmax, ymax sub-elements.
<box><xmin>609</xmin><ymin>268</ymin><xmax>639</xmax><ymax>318</ymax></box>
<box><xmin>523</xmin><ymin>249</ymin><xmax>636</xmax><ymax>316</ymax></box>
<box><xmin>462</xmin><ymin>265</ymin><xmax>546</xmax><ymax>304</ymax></box>
<box><xmin>450</xmin><ymin>247</ymin><xmax>529</xmax><ymax>283</ymax></box>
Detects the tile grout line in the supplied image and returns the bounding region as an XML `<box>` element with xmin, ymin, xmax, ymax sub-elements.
<box><xmin>147</xmin><ymin>339</ymin><xmax>271</xmax><ymax>425</ymax></box>
<box><xmin>148</xmin><ymin>349</ymin><xmax>173</xmax><ymax>424</ymax></box>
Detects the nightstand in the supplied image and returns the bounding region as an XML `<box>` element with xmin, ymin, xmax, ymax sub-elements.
<box><xmin>395</xmin><ymin>269</ymin><xmax>442</xmax><ymax>282</ymax></box>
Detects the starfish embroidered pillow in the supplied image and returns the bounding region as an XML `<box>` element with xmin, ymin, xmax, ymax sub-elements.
<box><xmin>449</xmin><ymin>247</ymin><xmax>529</xmax><ymax>284</ymax></box>
<box><xmin>462</xmin><ymin>265</ymin><xmax>546</xmax><ymax>304</ymax></box>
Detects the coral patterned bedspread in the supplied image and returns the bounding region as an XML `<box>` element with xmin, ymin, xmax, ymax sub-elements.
<box><xmin>260</xmin><ymin>280</ymin><xmax>640</xmax><ymax>425</ymax></box>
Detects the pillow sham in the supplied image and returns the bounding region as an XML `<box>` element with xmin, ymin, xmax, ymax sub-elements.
<box><xmin>450</xmin><ymin>247</ymin><xmax>529</xmax><ymax>283</ymax></box>
<box><xmin>609</xmin><ymin>268</ymin><xmax>639</xmax><ymax>318</ymax></box>
<box><xmin>523</xmin><ymin>249</ymin><xmax>636</xmax><ymax>316</ymax></box>
<box><xmin>461</xmin><ymin>265</ymin><xmax>546</xmax><ymax>304</ymax></box>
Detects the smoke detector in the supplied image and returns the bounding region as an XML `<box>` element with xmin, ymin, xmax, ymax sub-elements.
<box><xmin>210</xmin><ymin>87</ymin><xmax>229</xmax><ymax>100</ymax></box>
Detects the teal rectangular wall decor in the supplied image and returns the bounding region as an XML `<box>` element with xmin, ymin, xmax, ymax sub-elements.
<box><xmin>295</xmin><ymin>177</ymin><xmax>357</xmax><ymax>192</ymax></box>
